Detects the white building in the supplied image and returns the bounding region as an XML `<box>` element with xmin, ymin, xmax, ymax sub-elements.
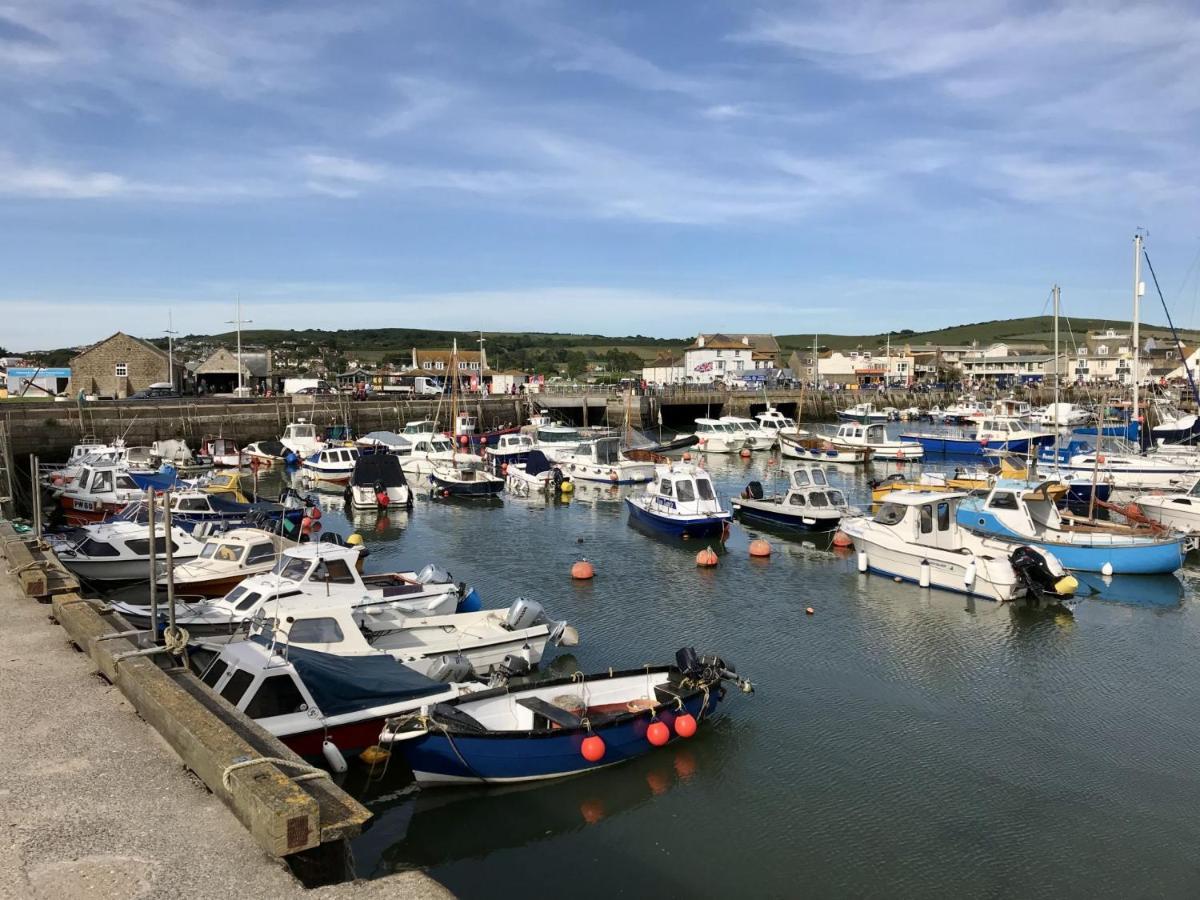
<box><xmin>683</xmin><ymin>334</ymin><xmax>779</xmax><ymax>383</ymax></box>
<box><xmin>642</xmin><ymin>353</ymin><xmax>686</xmax><ymax>385</ymax></box>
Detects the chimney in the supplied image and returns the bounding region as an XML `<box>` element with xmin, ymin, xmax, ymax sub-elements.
<box><xmin>741</xmin><ymin>335</ymin><xmax>750</xmax><ymax>345</ymax></box>
<box><xmin>697</xmin><ymin>335</ymin><xmax>705</xmax><ymax>348</ymax></box>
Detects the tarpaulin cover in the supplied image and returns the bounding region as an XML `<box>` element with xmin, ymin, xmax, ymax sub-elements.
<box><xmin>249</xmin><ymin>634</ymin><xmax>445</xmax><ymax>716</ymax></box>
<box><xmin>350</xmin><ymin>452</ymin><xmax>408</xmax><ymax>488</ymax></box>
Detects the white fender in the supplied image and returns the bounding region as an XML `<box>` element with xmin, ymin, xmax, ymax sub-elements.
<box><xmin>963</xmin><ymin>557</ymin><xmax>977</xmax><ymax>588</ymax></box>
<box><xmin>919</xmin><ymin>559</ymin><xmax>931</xmax><ymax>588</ymax></box>
<box><xmin>1101</xmin><ymin>561</ymin><xmax>1114</xmax><ymax>577</ymax></box>
<box><xmin>857</xmin><ymin>549</ymin><xmax>868</xmax><ymax>573</ymax></box>
<box><xmin>322</xmin><ymin>738</ymin><xmax>348</xmax><ymax>774</ymax></box>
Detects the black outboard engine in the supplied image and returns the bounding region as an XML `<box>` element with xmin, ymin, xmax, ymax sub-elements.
<box><xmin>675</xmin><ymin>646</ymin><xmax>702</xmax><ymax>676</ymax></box>
<box><xmin>742</xmin><ymin>480</ymin><xmax>764</xmax><ymax>500</ymax></box>
<box><xmin>1009</xmin><ymin>545</ymin><xmax>1061</xmax><ymax>598</ymax></box>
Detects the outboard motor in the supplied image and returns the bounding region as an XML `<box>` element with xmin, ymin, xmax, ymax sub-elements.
<box><xmin>426</xmin><ymin>653</ymin><xmax>475</xmax><ymax>683</ymax></box>
<box><xmin>1010</xmin><ymin>545</ymin><xmax>1077</xmax><ymax>600</ymax></box>
<box><xmin>742</xmin><ymin>480</ymin><xmax>764</xmax><ymax>500</ymax></box>
<box><xmin>505</xmin><ymin>597</ymin><xmax>546</xmax><ymax>631</ymax></box>
<box><xmin>416</xmin><ymin>563</ymin><xmax>452</xmax><ymax>585</ymax></box>
<box><xmin>497</xmin><ymin>653</ymin><xmax>532</xmax><ymax>680</ymax></box>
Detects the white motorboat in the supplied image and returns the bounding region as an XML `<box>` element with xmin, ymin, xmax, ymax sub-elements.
<box><xmin>1038</xmin><ymin>403</ymin><xmax>1091</xmax><ymax>428</ymax></box>
<box><xmin>691</xmin><ymin>418</ymin><xmax>749</xmax><ymax>454</ymax></box>
<box><xmin>754</xmin><ymin>406</ymin><xmax>805</xmax><ymax>440</ymax></box>
<box><xmin>398</xmin><ymin>421</ymin><xmax>477</xmax><ymax>476</ymax></box>
<box><xmin>779</xmin><ymin>433</ymin><xmax>872</xmax><ymax>465</ymax></box>
<box><xmin>991</xmin><ymin>397</ymin><xmax>1035</xmax><ymax>423</ymax></box>
<box><xmin>48</xmin><ymin>519</ymin><xmax>202</xmax><ymax>582</ymax></box>
<box><xmin>830</xmin><ymin>422</ymin><xmax>923</xmax><ymax>461</ymax></box>
<box><xmin>504</xmin><ymin>450</ymin><xmax>567</xmax><ymax>496</ymax></box>
<box><xmin>731</xmin><ymin>466</ymin><xmax>850</xmax><ymax>531</ymax></box>
<box><xmin>485</xmin><ymin>432</ymin><xmax>538</xmax><ymax>472</ymax></box>
<box><xmin>718</xmin><ymin>416</ymin><xmax>774</xmax><ymax>451</ymax></box>
<box><xmin>943</xmin><ymin>396</ymin><xmax>990</xmax><ymax>424</ymax></box>
<box><xmin>55</xmin><ymin>462</ymin><xmax>150</xmax><ymax>524</ymax></box>
<box><xmin>839</xmin><ymin>491</ymin><xmax>1079</xmax><ymax>603</ymax></box>
<box><xmin>533</xmin><ymin>423</ymin><xmax>584</xmax><ymax>461</ymax></box>
<box><xmin>201</xmin><ymin>437</ymin><xmax>242</xmax><ymax>468</ymax></box>
<box><xmin>279</xmin><ymin>419</ymin><xmax>326</xmax><ymax>463</ymax></box>
<box><xmin>246</xmin><ymin>595</ymin><xmax>579</xmax><ymax>680</ymax></box>
<box><xmin>301</xmin><ymin>446</ymin><xmax>360</xmax><ymax>486</ymax></box>
<box><xmin>1037</xmin><ymin>439</ymin><xmax>1200</xmax><ymax>491</ymax></box>
<box><xmin>159</xmin><ymin>527</ymin><xmax>286</xmax><ymax>597</ymax></box>
<box><xmin>109</xmin><ymin>542</ymin><xmax>469</xmax><ymax>638</ymax></box>
<box><xmin>837</xmin><ymin>402</ymin><xmax>890</xmax><ymax>423</ymax></box>
<box><xmin>556</xmin><ymin>436</ymin><xmax>655</xmax><ymax>484</ymax></box>
<box><xmin>355</xmin><ymin>431</ymin><xmax>413</xmax><ymax>456</ymax></box>
<box><xmin>242</xmin><ymin>440</ymin><xmax>287</xmax><ymax>466</ymax></box>
<box><xmin>344</xmin><ymin>452</ymin><xmax>412</xmax><ymax>510</ymax></box>
<box><xmin>1132</xmin><ymin>478</ymin><xmax>1200</xmax><ymax>533</ymax></box>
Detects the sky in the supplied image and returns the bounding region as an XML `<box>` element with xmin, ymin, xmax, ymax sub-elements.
<box><xmin>1</xmin><ymin>0</ymin><xmax>1199</xmax><ymax>349</ymax></box>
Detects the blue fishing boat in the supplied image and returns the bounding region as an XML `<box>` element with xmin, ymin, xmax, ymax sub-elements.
<box><xmin>901</xmin><ymin>416</ymin><xmax>1054</xmax><ymax>456</ymax></box>
<box><xmin>956</xmin><ymin>481</ymin><xmax>1185</xmax><ymax>574</ymax></box>
<box><xmin>378</xmin><ymin>647</ymin><xmax>753</xmax><ymax>785</ymax></box>
<box><xmin>625</xmin><ymin>462</ymin><xmax>731</xmax><ymax>538</ymax></box>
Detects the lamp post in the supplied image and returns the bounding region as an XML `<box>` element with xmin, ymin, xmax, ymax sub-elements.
<box><xmin>165</xmin><ymin>310</ymin><xmax>178</xmax><ymax>390</ymax></box>
<box><xmin>225</xmin><ymin>296</ymin><xmax>252</xmax><ymax>395</ymax></box>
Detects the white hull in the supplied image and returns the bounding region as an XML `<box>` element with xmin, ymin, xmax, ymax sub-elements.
<box><xmin>693</xmin><ymin>435</ymin><xmax>746</xmax><ymax>454</ymax></box>
<box><xmin>1133</xmin><ymin>496</ymin><xmax>1200</xmax><ymax>533</ymax></box>
<box><xmin>347</xmin><ymin>485</ymin><xmax>410</xmax><ymax>509</ymax></box>
<box><xmin>561</xmin><ymin>460</ymin><xmax>655</xmax><ymax>484</ymax></box>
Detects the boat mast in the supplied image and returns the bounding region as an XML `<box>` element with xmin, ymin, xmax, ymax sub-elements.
<box><xmin>165</xmin><ymin>309</ymin><xmax>177</xmax><ymax>391</ymax></box>
<box><xmin>225</xmin><ymin>295</ymin><xmax>251</xmax><ymax>396</ymax></box>
<box><xmin>1132</xmin><ymin>232</ymin><xmax>1143</xmax><ymax>429</ymax></box>
<box><xmin>1053</xmin><ymin>284</ymin><xmax>1060</xmax><ymax>476</ymax></box>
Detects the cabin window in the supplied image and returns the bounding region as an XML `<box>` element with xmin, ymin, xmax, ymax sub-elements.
<box><xmin>126</xmin><ymin>537</ymin><xmax>177</xmax><ymax>556</ymax></box>
<box><xmin>220</xmin><ymin>669</ymin><xmax>255</xmax><ymax>706</ymax></box>
<box><xmin>674</xmin><ymin>480</ymin><xmax>695</xmax><ymax>502</ymax></box>
<box><xmin>92</xmin><ymin>471</ymin><xmax>113</xmax><ymax>493</ymax></box>
<box><xmin>810</xmin><ymin>492</ymin><xmax>829</xmax><ymax>508</ymax></box>
<box><xmin>77</xmin><ymin>538</ymin><xmax>120</xmax><ymax>557</ymax></box>
<box><xmin>312</xmin><ymin>558</ymin><xmax>356</xmax><ymax>585</ymax></box>
<box><xmin>828</xmin><ymin>489</ymin><xmax>845</xmax><ymax>506</ymax></box>
<box><xmin>211</xmin><ymin>543</ymin><xmax>242</xmax><ymax>563</ymax></box>
<box><xmin>288</xmin><ymin>617</ymin><xmax>345</xmax><ymax>644</ymax></box>
<box><xmin>178</xmin><ymin>497</ymin><xmax>210</xmax><ymax>511</ymax></box>
<box><xmin>245</xmin><ymin>675</ymin><xmax>308</xmax><ymax>718</ymax></box>
<box><xmin>990</xmin><ymin>492</ymin><xmax>1019</xmax><ymax>510</ymax></box>
<box><xmin>235</xmin><ymin>591</ymin><xmax>263</xmax><ymax>611</ymax></box>
<box><xmin>937</xmin><ymin>501</ymin><xmax>951</xmax><ymax>530</ymax></box>
<box><xmin>792</xmin><ymin>470</ymin><xmax>810</xmax><ymax>487</ymax></box>
<box><xmin>789</xmin><ymin>493</ymin><xmax>806</xmax><ymax>506</ymax></box>
<box><xmin>201</xmin><ymin>658</ymin><xmax>228</xmax><ymax>688</ymax></box>
<box><xmin>811</xmin><ymin>470</ymin><xmax>828</xmax><ymax>485</ymax></box>
<box><xmin>272</xmin><ymin>556</ymin><xmax>311</xmax><ymax>581</ymax></box>
<box><xmin>696</xmin><ymin>478</ymin><xmax>715</xmax><ymax>500</ymax></box>
<box><xmin>115</xmin><ymin>475</ymin><xmax>138</xmax><ymax>490</ymax></box>
<box><xmin>658</xmin><ymin>479</ymin><xmax>673</xmax><ymax>497</ymax></box>
<box><xmin>874</xmin><ymin>503</ymin><xmax>905</xmax><ymax>526</ymax></box>
<box><xmin>919</xmin><ymin>504</ymin><xmax>933</xmax><ymax>533</ymax></box>
<box><xmin>245</xmin><ymin>543</ymin><xmax>276</xmax><ymax>565</ymax></box>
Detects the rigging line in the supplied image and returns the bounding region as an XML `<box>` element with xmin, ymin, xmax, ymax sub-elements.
<box><xmin>1143</xmin><ymin>248</ymin><xmax>1198</xmax><ymax>404</ymax></box>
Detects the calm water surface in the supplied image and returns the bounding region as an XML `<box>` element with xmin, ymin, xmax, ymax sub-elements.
<box><xmin>288</xmin><ymin>438</ymin><xmax>1200</xmax><ymax>898</ymax></box>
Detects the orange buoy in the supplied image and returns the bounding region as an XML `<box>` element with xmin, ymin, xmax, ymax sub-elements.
<box><xmin>647</xmin><ymin>721</ymin><xmax>670</xmax><ymax>746</ymax></box>
<box><xmin>459</xmin><ymin>434</ymin><xmax>469</xmax><ymax>445</ymax></box>
<box><xmin>309</xmin><ymin>506</ymin><xmax>322</xmax><ymax>521</ymax></box>
<box><xmin>300</xmin><ymin>515</ymin><xmax>313</xmax><ymax>532</ymax></box>
<box><xmin>832</xmin><ymin>530</ymin><xmax>853</xmax><ymax>548</ymax></box>
<box><xmin>571</xmin><ymin>559</ymin><xmax>595</xmax><ymax>580</ymax></box>
<box><xmin>501</xmin><ymin>462</ymin><xmax>509</xmax><ymax>475</ymax></box>
<box><xmin>805</xmin><ymin>606</ymin><xmax>815</xmax><ymax>615</ymax></box>
<box><xmin>696</xmin><ymin>546</ymin><xmax>719</xmax><ymax>567</ymax></box>
<box><xmin>674</xmin><ymin>712</ymin><xmax>697</xmax><ymax>738</ymax></box>
<box><xmin>748</xmin><ymin>539</ymin><xmax>771</xmax><ymax>558</ymax></box>
<box><xmin>739</xmin><ymin>448</ymin><xmax>752</xmax><ymax>458</ymax></box>
<box><xmin>581</xmin><ymin>735</ymin><xmax>605</xmax><ymax>762</ymax></box>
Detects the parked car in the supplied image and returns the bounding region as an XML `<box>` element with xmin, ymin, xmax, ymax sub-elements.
<box><xmin>128</xmin><ymin>383</ymin><xmax>180</xmax><ymax>400</ymax></box>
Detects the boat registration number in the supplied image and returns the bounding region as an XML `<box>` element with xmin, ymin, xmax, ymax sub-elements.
<box><xmin>73</xmin><ymin>499</ymin><xmax>96</xmax><ymax>511</ymax></box>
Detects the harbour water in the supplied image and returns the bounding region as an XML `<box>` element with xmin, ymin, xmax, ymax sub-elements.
<box><xmin>260</xmin><ymin>438</ymin><xmax>1200</xmax><ymax>898</ymax></box>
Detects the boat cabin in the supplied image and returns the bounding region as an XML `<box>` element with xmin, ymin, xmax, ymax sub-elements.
<box><xmin>835</xmin><ymin>422</ymin><xmax>889</xmax><ymax>446</ymax></box>
<box><xmin>976</xmin><ymin>418</ymin><xmax>1035</xmax><ymax>442</ymax></box>
<box><xmin>213</xmin><ymin>544</ymin><xmax>368</xmax><ymax>617</ymax></box>
<box><xmin>650</xmin><ymin>464</ymin><xmax>723</xmax><ymax>516</ymax></box>
<box><xmin>454</xmin><ymin>411</ymin><xmax>477</xmax><ymax>436</ymax></box>
<box><xmin>536</xmin><ymin>424</ymin><xmax>581</xmax><ymax>444</ymax></box>
<box><xmin>720</xmin><ymin>416</ymin><xmax>761</xmax><ymax>434</ymax></box>
<box><xmin>570</xmin><ymin>436</ymin><xmax>623</xmax><ymax>465</ymax></box>
<box><xmin>993</xmin><ymin>398</ymin><xmax>1032</xmax><ymax>419</ymax></box>
<box><xmin>411</xmin><ymin>434</ymin><xmax>456</xmax><ymax>454</ymax></box>
<box><xmin>965</xmin><ymin>481</ymin><xmax>1064</xmax><ymax>535</ymax></box>
<box><xmin>490</xmin><ymin>433</ymin><xmax>535</xmax><ymax>453</ymax></box>
<box><xmin>872</xmin><ymin>490</ymin><xmax>969</xmax><ymax>549</ymax></box>
<box><xmin>192</xmin><ymin>530</ymin><xmax>281</xmax><ymax>566</ymax></box>
<box><xmin>70</xmin><ymin>464</ymin><xmax>142</xmax><ymax>499</ymax></box>
<box><xmin>783</xmin><ymin>467</ymin><xmax>847</xmax><ymax>509</ymax></box>
<box><xmin>694</xmin><ymin>418</ymin><xmax>738</xmax><ymax>435</ymax></box>
<box><xmin>282</xmin><ymin>422</ymin><xmax>319</xmax><ymax>443</ymax></box>
<box><xmin>402</xmin><ymin>420</ymin><xmax>439</xmax><ymax>436</ymax></box>
<box><xmin>61</xmin><ymin>524</ymin><xmax>188</xmax><ymax>561</ymax></box>
<box><xmin>307</xmin><ymin>447</ymin><xmax>360</xmax><ymax>468</ymax></box>
<box><xmin>756</xmin><ymin>408</ymin><xmax>797</xmax><ymax>433</ymax></box>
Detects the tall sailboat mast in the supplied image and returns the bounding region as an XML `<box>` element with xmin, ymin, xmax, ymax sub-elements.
<box><xmin>1132</xmin><ymin>233</ymin><xmax>1144</xmax><ymax>426</ymax></box>
<box><xmin>1052</xmin><ymin>284</ymin><xmax>1060</xmax><ymax>474</ymax></box>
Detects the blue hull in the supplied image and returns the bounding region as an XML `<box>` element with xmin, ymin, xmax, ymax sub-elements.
<box><xmin>1075</xmin><ymin>422</ymin><xmax>1140</xmax><ymax>440</ymax></box>
<box><xmin>625</xmin><ymin>498</ymin><xmax>729</xmax><ymax>538</ymax></box>
<box><xmin>902</xmin><ymin>433</ymin><xmax>1046</xmax><ymax>456</ymax></box>
<box><xmin>401</xmin><ymin>690</ymin><xmax>721</xmax><ymax>783</ymax></box>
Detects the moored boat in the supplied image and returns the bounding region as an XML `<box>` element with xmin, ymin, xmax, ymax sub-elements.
<box><xmin>830</xmin><ymin>421</ymin><xmax>923</xmax><ymax>461</ymax></box>
<box><xmin>158</xmin><ymin>527</ymin><xmax>286</xmax><ymax>597</ymax></box>
<box><xmin>345</xmin><ymin>452</ymin><xmax>411</xmax><ymax>510</ymax></box>
<box><xmin>779</xmin><ymin>433</ymin><xmax>872</xmax><ymax>465</ymax></box>
<box><xmin>557</xmin><ymin>436</ymin><xmax>655</xmax><ymax>484</ymax></box>
<box><xmin>625</xmin><ymin>462</ymin><xmax>730</xmax><ymax>538</ymax></box>
<box><xmin>731</xmin><ymin>466</ymin><xmax>849</xmax><ymax>531</ymax></box>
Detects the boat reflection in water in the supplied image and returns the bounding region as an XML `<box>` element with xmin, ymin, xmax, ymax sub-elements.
<box><xmin>353</xmin><ymin>742</ymin><xmax>704</xmax><ymax>877</ymax></box>
<box><xmin>1074</xmin><ymin>572</ymin><xmax>1185</xmax><ymax>610</ymax></box>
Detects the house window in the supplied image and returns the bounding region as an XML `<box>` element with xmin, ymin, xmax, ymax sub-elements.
<box><xmin>434</xmin><ymin>361</ymin><xmax>444</xmax><ymax>370</ymax></box>
<box><xmin>1078</xmin><ymin>347</ymin><xmax>1087</xmax><ymax>356</ymax></box>
<box><xmin>1098</xmin><ymin>345</ymin><xmax>1109</xmax><ymax>356</ymax></box>
<box><xmin>115</xmin><ymin>363</ymin><xmax>128</xmax><ymax>377</ymax></box>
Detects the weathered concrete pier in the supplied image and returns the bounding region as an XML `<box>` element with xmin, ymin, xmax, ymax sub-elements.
<box><xmin>0</xmin><ymin>524</ymin><xmax>452</xmax><ymax>897</ymax></box>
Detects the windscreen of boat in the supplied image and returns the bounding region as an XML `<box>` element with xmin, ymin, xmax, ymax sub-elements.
<box><xmin>115</xmin><ymin>474</ymin><xmax>139</xmax><ymax>490</ymax></box>
<box><xmin>828</xmin><ymin>489</ymin><xmax>845</xmax><ymax>506</ymax></box>
<box><xmin>809</xmin><ymin>492</ymin><xmax>830</xmax><ymax>507</ymax></box>
<box><xmin>675</xmin><ymin>479</ymin><xmax>695</xmax><ymax>502</ymax></box>
<box><xmin>811</xmin><ymin>469</ymin><xmax>828</xmax><ymax>485</ymax></box>
<box><xmin>431</xmin><ymin>436</ymin><xmax>454</xmax><ymax>452</ymax></box>
<box><xmin>200</xmin><ymin>542</ymin><xmax>244</xmax><ymax>562</ymax></box>
<box><xmin>696</xmin><ymin>478</ymin><xmax>715</xmax><ymax>501</ymax></box>
<box><xmin>594</xmin><ymin>439</ymin><xmax>620</xmax><ymax>464</ymax></box>
<box><xmin>874</xmin><ymin>503</ymin><xmax>906</xmax><ymax>525</ymax></box>
<box><xmin>76</xmin><ymin>538</ymin><xmax>120</xmax><ymax>557</ymax></box>
<box><xmin>792</xmin><ymin>470</ymin><xmax>810</xmax><ymax>487</ymax></box>
<box><xmin>271</xmin><ymin>555</ymin><xmax>311</xmax><ymax>581</ymax></box>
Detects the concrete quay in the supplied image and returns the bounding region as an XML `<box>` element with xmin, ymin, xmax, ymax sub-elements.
<box><xmin>0</xmin><ymin>530</ymin><xmax>452</xmax><ymax>899</ymax></box>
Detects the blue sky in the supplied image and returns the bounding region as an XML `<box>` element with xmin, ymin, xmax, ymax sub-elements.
<box><xmin>1</xmin><ymin>0</ymin><xmax>1199</xmax><ymax>349</ymax></box>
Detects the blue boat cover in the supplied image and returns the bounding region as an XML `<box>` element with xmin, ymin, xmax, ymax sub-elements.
<box><xmin>128</xmin><ymin>466</ymin><xmax>185</xmax><ymax>492</ymax></box>
<box><xmin>249</xmin><ymin>635</ymin><xmax>446</xmax><ymax>716</ymax></box>
<box><xmin>524</xmin><ymin>450</ymin><xmax>554</xmax><ymax>476</ymax></box>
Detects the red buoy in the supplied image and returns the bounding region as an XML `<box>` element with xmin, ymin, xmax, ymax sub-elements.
<box><xmin>459</xmin><ymin>434</ymin><xmax>469</xmax><ymax>446</ymax></box>
<box><xmin>300</xmin><ymin>516</ymin><xmax>312</xmax><ymax>532</ymax></box>
<box><xmin>832</xmin><ymin>531</ymin><xmax>853</xmax><ymax>548</ymax></box>
<box><xmin>647</xmin><ymin>721</ymin><xmax>670</xmax><ymax>746</ymax></box>
<box><xmin>739</xmin><ymin>448</ymin><xmax>751</xmax><ymax>458</ymax></box>
<box><xmin>682</xmin><ymin>451</ymin><xmax>692</xmax><ymax>461</ymax></box>
<box><xmin>581</xmin><ymin>735</ymin><xmax>605</xmax><ymax>762</ymax></box>
<box><xmin>748</xmin><ymin>539</ymin><xmax>771</xmax><ymax>558</ymax></box>
<box><xmin>674</xmin><ymin>713</ymin><xmax>697</xmax><ymax>738</ymax></box>
<box><xmin>480</xmin><ymin>436</ymin><xmax>488</xmax><ymax>446</ymax></box>
<box><xmin>571</xmin><ymin>559</ymin><xmax>595</xmax><ymax>580</ymax></box>
<box><xmin>309</xmin><ymin>506</ymin><xmax>322</xmax><ymax>521</ymax></box>
<box><xmin>376</xmin><ymin>491</ymin><xmax>390</xmax><ymax>507</ymax></box>
<box><xmin>696</xmin><ymin>546</ymin><xmax>719</xmax><ymax>567</ymax></box>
